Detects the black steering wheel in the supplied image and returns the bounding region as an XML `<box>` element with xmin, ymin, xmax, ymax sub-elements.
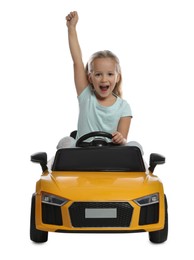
<box><xmin>76</xmin><ymin>131</ymin><xmax>114</xmax><ymax>147</ymax></box>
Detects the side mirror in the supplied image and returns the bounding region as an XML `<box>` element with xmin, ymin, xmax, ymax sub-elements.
<box><xmin>149</xmin><ymin>153</ymin><xmax>165</xmax><ymax>172</ymax></box>
<box><xmin>31</xmin><ymin>152</ymin><xmax>48</xmax><ymax>172</ymax></box>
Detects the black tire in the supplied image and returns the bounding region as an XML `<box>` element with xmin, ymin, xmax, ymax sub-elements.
<box><xmin>149</xmin><ymin>194</ymin><xmax>168</xmax><ymax>243</ymax></box>
<box><xmin>30</xmin><ymin>193</ymin><xmax>48</xmax><ymax>243</ymax></box>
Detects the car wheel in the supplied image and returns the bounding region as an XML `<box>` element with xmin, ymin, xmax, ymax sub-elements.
<box><xmin>149</xmin><ymin>194</ymin><xmax>168</xmax><ymax>243</ymax></box>
<box><xmin>30</xmin><ymin>193</ymin><xmax>48</xmax><ymax>243</ymax></box>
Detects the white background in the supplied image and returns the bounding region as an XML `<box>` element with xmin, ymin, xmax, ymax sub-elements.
<box><xmin>1</xmin><ymin>0</ymin><xmax>194</xmax><ymax>259</ymax></box>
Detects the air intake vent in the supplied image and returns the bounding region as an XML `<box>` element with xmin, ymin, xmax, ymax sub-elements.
<box><xmin>42</xmin><ymin>203</ymin><xmax>62</xmax><ymax>225</ymax></box>
<box><xmin>69</xmin><ymin>202</ymin><xmax>133</xmax><ymax>228</ymax></box>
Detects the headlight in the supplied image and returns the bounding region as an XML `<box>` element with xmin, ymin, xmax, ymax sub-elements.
<box><xmin>134</xmin><ymin>193</ymin><xmax>159</xmax><ymax>206</ymax></box>
<box><xmin>41</xmin><ymin>193</ymin><xmax>68</xmax><ymax>206</ymax></box>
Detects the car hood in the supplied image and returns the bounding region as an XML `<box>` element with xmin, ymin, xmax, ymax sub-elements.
<box><xmin>39</xmin><ymin>171</ymin><xmax>163</xmax><ymax>201</ymax></box>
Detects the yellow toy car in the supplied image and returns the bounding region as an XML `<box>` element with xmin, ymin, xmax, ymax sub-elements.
<box><xmin>30</xmin><ymin>131</ymin><xmax>168</xmax><ymax>243</ymax></box>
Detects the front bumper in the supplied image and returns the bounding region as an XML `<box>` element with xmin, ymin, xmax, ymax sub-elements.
<box><xmin>35</xmin><ymin>193</ymin><xmax>165</xmax><ymax>233</ymax></box>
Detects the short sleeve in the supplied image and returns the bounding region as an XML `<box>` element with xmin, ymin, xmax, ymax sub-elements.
<box><xmin>78</xmin><ymin>86</ymin><xmax>92</xmax><ymax>104</ymax></box>
<box><xmin>120</xmin><ymin>100</ymin><xmax>133</xmax><ymax>118</ymax></box>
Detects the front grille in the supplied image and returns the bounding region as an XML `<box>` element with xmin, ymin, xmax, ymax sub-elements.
<box><xmin>139</xmin><ymin>203</ymin><xmax>159</xmax><ymax>225</ymax></box>
<box><xmin>42</xmin><ymin>203</ymin><xmax>62</xmax><ymax>225</ymax></box>
<box><xmin>69</xmin><ymin>202</ymin><xmax>133</xmax><ymax>228</ymax></box>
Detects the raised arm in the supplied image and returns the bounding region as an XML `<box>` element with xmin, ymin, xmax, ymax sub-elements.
<box><xmin>66</xmin><ymin>11</ymin><xmax>89</xmax><ymax>95</ymax></box>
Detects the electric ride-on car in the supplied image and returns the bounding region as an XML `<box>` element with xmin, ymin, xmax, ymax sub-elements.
<box><xmin>30</xmin><ymin>131</ymin><xmax>168</xmax><ymax>243</ymax></box>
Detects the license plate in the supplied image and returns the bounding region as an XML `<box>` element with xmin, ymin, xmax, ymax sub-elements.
<box><xmin>85</xmin><ymin>208</ymin><xmax>117</xmax><ymax>219</ymax></box>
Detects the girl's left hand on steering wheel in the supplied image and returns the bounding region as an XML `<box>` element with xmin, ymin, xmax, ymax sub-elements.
<box><xmin>112</xmin><ymin>132</ymin><xmax>127</xmax><ymax>144</ymax></box>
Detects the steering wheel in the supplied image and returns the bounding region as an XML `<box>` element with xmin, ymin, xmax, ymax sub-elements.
<box><xmin>76</xmin><ymin>131</ymin><xmax>114</xmax><ymax>147</ymax></box>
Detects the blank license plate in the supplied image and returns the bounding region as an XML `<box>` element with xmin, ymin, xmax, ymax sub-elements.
<box><xmin>85</xmin><ymin>208</ymin><xmax>117</xmax><ymax>218</ymax></box>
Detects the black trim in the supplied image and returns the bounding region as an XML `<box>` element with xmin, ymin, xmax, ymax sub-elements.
<box><xmin>55</xmin><ymin>229</ymin><xmax>146</xmax><ymax>233</ymax></box>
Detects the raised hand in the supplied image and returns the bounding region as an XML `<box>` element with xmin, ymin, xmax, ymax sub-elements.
<box><xmin>66</xmin><ymin>11</ymin><xmax>78</xmax><ymax>28</ymax></box>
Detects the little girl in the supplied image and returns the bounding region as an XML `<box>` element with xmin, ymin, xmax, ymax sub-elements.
<box><xmin>57</xmin><ymin>11</ymin><xmax>133</xmax><ymax>149</ymax></box>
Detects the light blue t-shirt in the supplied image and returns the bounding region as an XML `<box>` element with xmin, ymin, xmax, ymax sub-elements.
<box><xmin>76</xmin><ymin>86</ymin><xmax>132</xmax><ymax>140</ymax></box>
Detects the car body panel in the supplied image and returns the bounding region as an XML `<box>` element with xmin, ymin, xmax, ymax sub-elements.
<box><xmin>35</xmin><ymin>170</ymin><xmax>165</xmax><ymax>233</ymax></box>
<box><xmin>37</xmin><ymin>170</ymin><xmax>163</xmax><ymax>201</ymax></box>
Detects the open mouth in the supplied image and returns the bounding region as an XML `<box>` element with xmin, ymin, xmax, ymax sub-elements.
<box><xmin>100</xmin><ymin>85</ymin><xmax>109</xmax><ymax>92</ymax></box>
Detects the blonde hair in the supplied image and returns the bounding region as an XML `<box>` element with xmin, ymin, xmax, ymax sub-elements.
<box><xmin>85</xmin><ymin>50</ymin><xmax>122</xmax><ymax>97</ymax></box>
